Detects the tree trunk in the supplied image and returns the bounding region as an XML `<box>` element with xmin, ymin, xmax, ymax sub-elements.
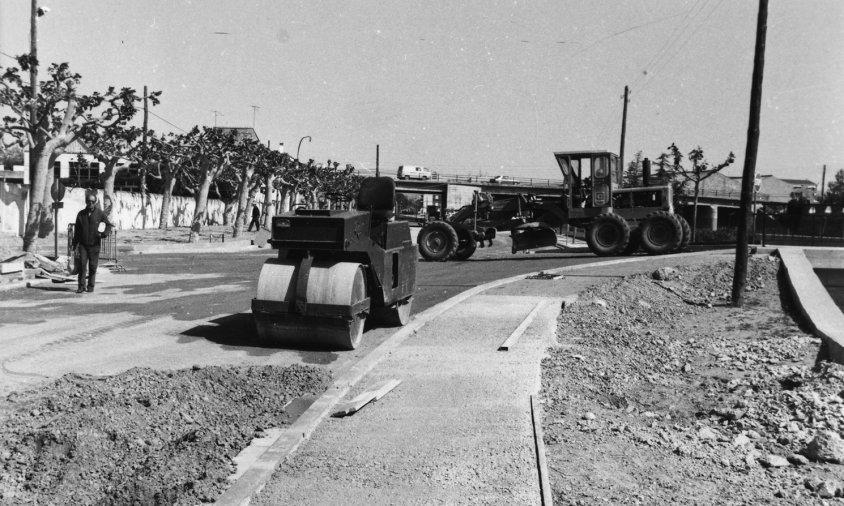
<box><xmin>158</xmin><ymin>169</ymin><xmax>176</xmax><ymax>230</ymax></box>
<box><xmin>231</xmin><ymin>167</ymin><xmax>255</xmax><ymax>238</ymax></box>
<box><xmin>262</xmin><ymin>173</ymin><xmax>275</xmax><ymax>228</ymax></box>
<box><xmin>222</xmin><ymin>199</ymin><xmax>236</xmax><ymax>225</ymax></box>
<box><xmin>22</xmin><ymin>144</ymin><xmax>51</xmax><ymax>252</ymax></box>
<box><xmin>100</xmin><ymin>158</ymin><xmax>120</xmax><ymax>222</ymax></box>
<box><xmin>188</xmin><ymin>175</ymin><xmax>214</xmax><ymax>242</ymax></box>
<box><xmin>39</xmin><ymin>161</ymin><xmax>56</xmax><ymax>239</ymax></box>
<box><xmin>692</xmin><ymin>182</ymin><xmax>700</xmax><ymax>243</ymax></box>
<box><xmin>139</xmin><ymin>164</ymin><xmax>149</xmax><ymax>229</ymax></box>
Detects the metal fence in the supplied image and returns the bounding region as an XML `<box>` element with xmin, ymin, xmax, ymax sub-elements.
<box><xmin>754</xmin><ymin>203</ymin><xmax>844</xmax><ymax>247</ymax></box>
<box><xmin>67</xmin><ymin>224</ymin><xmax>122</xmax><ymax>269</ymax></box>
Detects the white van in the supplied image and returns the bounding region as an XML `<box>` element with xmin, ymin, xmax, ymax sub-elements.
<box><xmin>397</xmin><ymin>165</ymin><xmax>432</xmax><ymax>180</ymax></box>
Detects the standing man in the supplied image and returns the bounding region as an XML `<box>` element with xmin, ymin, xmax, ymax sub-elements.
<box><xmin>71</xmin><ymin>193</ymin><xmax>113</xmax><ymax>294</ymax></box>
<box><xmin>247</xmin><ymin>203</ymin><xmax>261</xmax><ymax>232</ymax></box>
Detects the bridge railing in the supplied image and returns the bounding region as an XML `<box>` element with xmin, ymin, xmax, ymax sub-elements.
<box><xmin>394</xmin><ymin>171</ymin><xmax>565</xmax><ymax>188</ymax></box>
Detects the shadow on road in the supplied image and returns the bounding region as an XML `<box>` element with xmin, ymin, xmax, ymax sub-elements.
<box><xmin>179</xmin><ymin>312</ymin><xmax>340</xmax><ymax>365</ymax></box>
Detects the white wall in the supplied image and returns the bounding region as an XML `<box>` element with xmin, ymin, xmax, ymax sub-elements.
<box><xmin>0</xmin><ymin>183</ymin><xmax>230</xmax><ymax>235</ymax></box>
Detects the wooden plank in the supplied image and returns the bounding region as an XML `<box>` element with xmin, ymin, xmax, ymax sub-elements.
<box><xmin>531</xmin><ymin>395</ymin><xmax>554</xmax><ymax>506</ymax></box>
<box><xmin>498</xmin><ymin>299</ymin><xmax>547</xmax><ymax>351</ymax></box>
<box><xmin>331</xmin><ymin>379</ymin><xmax>401</xmax><ymax>418</ymax></box>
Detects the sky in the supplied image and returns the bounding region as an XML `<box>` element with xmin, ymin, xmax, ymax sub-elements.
<box><xmin>1</xmin><ymin>0</ymin><xmax>842</xmax><ymax>184</ymax></box>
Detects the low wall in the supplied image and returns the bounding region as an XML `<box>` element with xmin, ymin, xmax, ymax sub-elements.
<box><xmin>0</xmin><ymin>183</ymin><xmax>232</xmax><ymax>234</ymax></box>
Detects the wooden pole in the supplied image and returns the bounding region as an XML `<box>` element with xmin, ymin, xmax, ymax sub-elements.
<box><xmin>732</xmin><ymin>0</ymin><xmax>768</xmax><ymax>307</ymax></box>
<box><xmin>141</xmin><ymin>85</ymin><xmax>149</xmax><ymax>228</ymax></box>
<box><xmin>619</xmin><ymin>85</ymin><xmax>629</xmax><ymax>169</ymax></box>
<box><xmin>376</xmin><ymin>144</ymin><xmax>380</xmax><ymax>178</ymax></box>
<box><xmin>820</xmin><ymin>164</ymin><xmax>827</xmax><ymax>200</ymax></box>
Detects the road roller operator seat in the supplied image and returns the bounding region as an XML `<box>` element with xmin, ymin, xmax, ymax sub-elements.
<box><xmin>357</xmin><ymin>176</ymin><xmax>395</xmax><ymax>221</ymax></box>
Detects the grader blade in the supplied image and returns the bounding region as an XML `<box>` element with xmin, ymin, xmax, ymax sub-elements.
<box><xmin>510</xmin><ymin>225</ymin><xmax>558</xmax><ymax>253</ymax></box>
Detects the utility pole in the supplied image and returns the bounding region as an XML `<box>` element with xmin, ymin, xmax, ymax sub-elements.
<box><xmin>211</xmin><ymin>110</ymin><xmax>223</xmax><ymax>127</ymax></box>
<box><xmin>732</xmin><ymin>0</ymin><xmax>768</xmax><ymax>307</ymax></box>
<box><xmin>376</xmin><ymin>145</ymin><xmax>380</xmax><ymax>177</ymax></box>
<box><xmin>29</xmin><ymin>0</ymin><xmax>38</xmax><ymax>135</ymax></box>
<box><xmin>141</xmin><ymin>85</ymin><xmax>149</xmax><ymax>228</ymax></box>
<box><xmin>820</xmin><ymin>164</ymin><xmax>827</xmax><ymax>200</ymax></box>
<box><xmin>619</xmin><ymin>85</ymin><xmax>629</xmax><ymax>170</ymax></box>
<box><xmin>29</xmin><ymin>0</ymin><xmax>39</xmax><ymax>187</ymax></box>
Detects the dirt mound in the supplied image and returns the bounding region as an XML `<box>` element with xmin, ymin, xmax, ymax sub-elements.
<box><xmin>542</xmin><ymin>256</ymin><xmax>844</xmax><ymax>504</ymax></box>
<box><xmin>0</xmin><ymin>364</ymin><xmax>331</xmax><ymax>505</ymax></box>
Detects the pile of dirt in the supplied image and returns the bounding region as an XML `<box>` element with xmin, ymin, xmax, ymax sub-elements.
<box><xmin>0</xmin><ymin>364</ymin><xmax>331</xmax><ymax>505</ymax></box>
<box><xmin>542</xmin><ymin>256</ymin><xmax>844</xmax><ymax>504</ymax></box>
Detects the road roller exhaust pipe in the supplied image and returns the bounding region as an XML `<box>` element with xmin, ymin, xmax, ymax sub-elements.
<box><xmin>252</xmin><ymin>177</ymin><xmax>417</xmax><ymax>350</ymax></box>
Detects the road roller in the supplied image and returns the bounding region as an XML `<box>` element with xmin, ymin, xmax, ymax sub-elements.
<box><xmin>252</xmin><ymin>177</ymin><xmax>416</xmax><ymax>350</ymax></box>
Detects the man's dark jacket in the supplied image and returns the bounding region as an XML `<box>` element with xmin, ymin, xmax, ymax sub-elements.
<box><xmin>72</xmin><ymin>207</ymin><xmax>112</xmax><ymax>247</ymax></box>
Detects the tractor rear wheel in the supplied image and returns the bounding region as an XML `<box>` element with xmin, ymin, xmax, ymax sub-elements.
<box><xmin>586</xmin><ymin>214</ymin><xmax>631</xmax><ymax>256</ymax></box>
<box><xmin>676</xmin><ymin>215</ymin><xmax>692</xmax><ymax>251</ymax></box>
<box><xmin>639</xmin><ymin>211</ymin><xmax>683</xmax><ymax>255</ymax></box>
<box><xmin>622</xmin><ymin>227</ymin><xmax>640</xmax><ymax>255</ymax></box>
<box><xmin>417</xmin><ymin>221</ymin><xmax>459</xmax><ymax>261</ymax></box>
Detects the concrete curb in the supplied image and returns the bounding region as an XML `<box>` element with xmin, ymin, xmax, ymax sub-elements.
<box><xmin>216</xmin><ymin>248</ymin><xmax>723</xmax><ymax>505</ymax></box>
<box><xmin>778</xmin><ymin>247</ymin><xmax>844</xmax><ymax>364</ymax></box>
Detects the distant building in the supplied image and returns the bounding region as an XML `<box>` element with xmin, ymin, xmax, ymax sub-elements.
<box><xmin>779</xmin><ymin>178</ymin><xmax>817</xmax><ymax>201</ymax></box>
<box><xmin>213</xmin><ymin>127</ymin><xmax>260</xmax><ymax>143</ymax></box>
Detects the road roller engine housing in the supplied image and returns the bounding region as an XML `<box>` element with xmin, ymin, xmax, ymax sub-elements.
<box><xmin>252</xmin><ymin>177</ymin><xmax>416</xmax><ymax>350</ymax></box>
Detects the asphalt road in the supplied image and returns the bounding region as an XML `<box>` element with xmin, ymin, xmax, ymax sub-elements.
<box><xmin>0</xmin><ymin>246</ymin><xmax>614</xmax><ymax>396</ymax></box>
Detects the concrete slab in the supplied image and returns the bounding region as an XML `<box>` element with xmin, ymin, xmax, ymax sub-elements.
<box><xmin>778</xmin><ymin>247</ymin><xmax>844</xmax><ymax>363</ymax></box>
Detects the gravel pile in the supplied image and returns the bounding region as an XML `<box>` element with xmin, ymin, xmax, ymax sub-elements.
<box><xmin>0</xmin><ymin>364</ymin><xmax>331</xmax><ymax>505</ymax></box>
<box><xmin>542</xmin><ymin>256</ymin><xmax>844</xmax><ymax>504</ymax></box>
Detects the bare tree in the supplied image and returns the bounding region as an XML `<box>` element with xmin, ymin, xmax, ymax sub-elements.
<box><xmin>0</xmin><ymin>58</ymin><xmax>147</xmax><ymax>252</ymax></box>
<box><xmin>667</xmin><ymin>144</ymin><xmax>735</xmax><ymax>241</ymax></box>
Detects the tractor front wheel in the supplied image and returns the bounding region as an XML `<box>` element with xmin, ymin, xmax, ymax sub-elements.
<box><xmin>586</xmin><ymin>214</ymin><xmax>631</xmax><ymax>256</ymax></box>
<box><xmin>417</xmin><ymin>221</ymin><xmax>459</xmax><ymax>261</ymax></box>
<box><xmin>640</xmin><ymin>211</ymin><xmax>683</xmax><ymax>255</ymax></box>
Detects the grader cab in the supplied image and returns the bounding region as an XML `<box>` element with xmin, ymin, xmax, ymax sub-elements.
<box><xmin>252</xmin><ymin>177</ymin><xmax>416</xmax><ymax>350</ymax></box>
<box><xmin>512</xmin><ymin>150</ymin><xmax>689</xmax><ymax>256</ymax></box>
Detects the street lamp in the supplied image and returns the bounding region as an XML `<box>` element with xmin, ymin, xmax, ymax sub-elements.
<box><xmin>297</xmin><ymin>136</ymin><xmax>311</xmax><ymax>161</ymax></box>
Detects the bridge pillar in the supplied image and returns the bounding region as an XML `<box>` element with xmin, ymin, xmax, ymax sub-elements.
<box><xmin>708</xmin><ymin>205</ymin><xmax>719</xmax><ymax>231</ymax></box>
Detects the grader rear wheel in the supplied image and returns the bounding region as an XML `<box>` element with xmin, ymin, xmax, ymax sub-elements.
<box><xmin>586</xmin><ymin>214</ymin><xmax>631</xmax><ymax>256</ymax></box>
<box><xmin>639</xmin><ymin>211</ymin><xmax>683</xmax><ymax>255</ymax></box>
<box><xmin>254</xmin><ymin>259</ymin><xmax>368</xmax><ymax>350</ymax></box>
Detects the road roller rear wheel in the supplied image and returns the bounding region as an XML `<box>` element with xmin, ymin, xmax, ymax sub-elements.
<box><xmin>254</xmin><ymin>259</ymin><xmax>368</xmax><ymax>350</ymax></box>
<box><xmin>372</xmin><ymin>297</ymin><xmax>413</xmax><ymax>327</ymax></box>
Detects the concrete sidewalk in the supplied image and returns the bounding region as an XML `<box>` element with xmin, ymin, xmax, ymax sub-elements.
<box><xmin>217</xmin><ymin>251</ymin><xmax>737</xmax><ymax>506</ymax></box>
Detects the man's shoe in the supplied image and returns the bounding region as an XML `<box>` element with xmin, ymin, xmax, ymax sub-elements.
<box><xmin>76</xmin><ymin>288</ymin><xmax>86</xmax><ymax>294</ymax></box>
<box><xmin>86</xmin><ymin>286</ymin><xmax>95</xmax><ymax>293</ymax></box>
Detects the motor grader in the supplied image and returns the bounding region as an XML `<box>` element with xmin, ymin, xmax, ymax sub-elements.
<box><xmin>252</xmin><ymin>177</ymin><xmax>416</xmax><ymax>350</ymax></box>
<box><xmin>417</xmin><ymin>149</ymin><xmax>689</xmax><ymax>260</ymax></box>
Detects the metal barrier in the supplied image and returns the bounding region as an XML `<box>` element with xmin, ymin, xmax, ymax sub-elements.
<box><xmin>67</xmin><ymin>224</ymin><xmax>124</xmax><ymax>271</ymax></box>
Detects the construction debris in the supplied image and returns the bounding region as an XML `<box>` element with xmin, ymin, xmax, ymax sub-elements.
<box><xmin>332</xmin><ymin>379</ymin><xmax>402</xmax><ymax>418</ymax></box>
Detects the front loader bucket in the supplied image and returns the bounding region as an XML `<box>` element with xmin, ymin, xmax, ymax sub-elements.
<box><xmin>510</xmin><ymin>224</ymin><xmax>558</xmax><ymax>253</ymax></box>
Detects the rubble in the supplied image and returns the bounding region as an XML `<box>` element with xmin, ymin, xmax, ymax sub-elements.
<box><xmin>0</xmin><ymin>364</ymin><xmax>331</xmax><ymax>505</ymax></box>
<box><xmin>802</xmin><ymin>431</ymin><xmax>844</xmax><ymax>464</ymax></box>
<box><xmin>541</xmin><ymin>256</ymin><xmax>844</xmax><ymax>504</ymax></box>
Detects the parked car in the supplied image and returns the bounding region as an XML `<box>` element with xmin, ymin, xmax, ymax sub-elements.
<box><xmin>397</xmin><ymin>165</ymin><xmax>432</xmax><ymax>180</ymax></box>
<box><xmin>489</xmin><ymin>175</ymin><xmax>519</xmax><ymax>185</ymax></box>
